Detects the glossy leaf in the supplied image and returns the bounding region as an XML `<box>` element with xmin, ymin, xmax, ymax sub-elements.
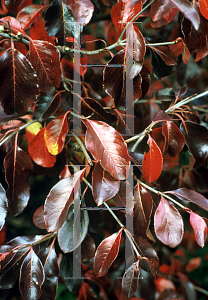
<box><xmin>149</xmin><ymin>45</ymin><xmax>177</xmax><ymax>66</ymax></box>
<box><xmin>34</xmin><ymin>91</ymin><xmax>61</xmax><ymax>122</ymax></box>
<box><xmin>150</xmin><ymin>47</ymin><xmax>174</xmax><ymax>80</ymax></box>
<box><xmin>29</xmin><ymin>40</ymin><xmax>61</xmax><ymax>94</ymax></box>
<box><xmin>0</xmin><ymin>47</ymin><xmax>39</xmax><ymax>115</ymax></box>
<box><xmin>162</xmin><ymin>121</ymin><xmax>185</xmax><ymax>157</ymax></box>
<box><xmin>92</xmin><ymin>162</ymin><xmax>120</xmax><ymax>206</ymax></box>
<box><xmin>85</xmin><ymin>120</ymin><xmax>130</xmax><ymax>180</ymax></box>
<box><xmin>180</xmin><ymin>121</ymin><xmax>208</xmax><ymax>168</ymax></box>
<box><xmin>93</xmin><ymin>228</ymin><xmax>123</xmax><ymax>277</ymax></box>
<box><xmin>17</xmin><ymin>4</ymin><xmax>47</xmax><ymax>30</ymax></box>
<box><xmin>0</xmin><ymin>183</ymin><xmax>8</xmax><ymax>231</ymax></box>
<box><xmin>177</xmin><ymin>272</ymin><xmax>197</xmax><ymax>300</ymax></box>
<box><xmin>189</xmin><ymin>211</ymin><xmax>207</xmax><ymax>248</ymax></box>
<box><xmin>44</xmin><ymin>113</ymin><xmax>68</xmax><ymax>155</ymax></box>
<box><xmin>19</xmin><ymin>247</ymin><xmax>45</xmax><ymax>300</ymax></box>
<box><xmin>142</xmin><ymin>135</ymin><xmax>163</xmax><ymax>183</ymax></box>
<box><xmin>58</xmin><ymin>200</ymin><xmax>89</xmax><ymax>253</ymax></box>
<box><xmin>167</xmin><ymin>188</ymin><xmax>208</xmax><ymax>212</ymax></box>
<box><xmin>154</xmin><ymin>196</ymin><xmax>184</xmax><ymax>247</ymax></box>
<box><xmin>134</xmin><ymin>183</ymin><xmax>153</xmax><ymax>239</ymax></box>
<box><xmin>4</xmin><ymin>145</ymin><xmax>33</xmax><ymax>217</ymax></box>
<box><xmin>66</xmin><ymin>0</ymin><xmax>94</xmax><ymax>26</ymax></box>
<box><xmin>122</xmin><ymin>262</ymin><xmax>140</xmax><ymax>298</ymax></box>
<box><xmin>45</xmin><ymin>0</ymin><xmax>81</xmax><ymax>46</ymax></box>
<box><xmin>33</xmin><ymin>205</ymin><xmax>46</xmax><ymax>230</ymax></box>
<box><xmin>151</xmin><ymin>0</ymin><xmax>200</xmax><ymax>30</ymax></box>
<box><xmin>28</xmin><ymin>128</ymin><xmax>56</xmax><ymax>168</ymax></box>
<box><xmin>38</xmin><ymin>244</ymin><xmax>59</xmax><ymax>300</ymax></box>
<box><xmin>81</xmin><ymin>234</ymin><xmax>96</xmax><ymax>262</ymax></box>
<box><xmin>0</xmin><ymin>16</ymin><xmax>25</xmax><ymax>34</ymax></box>
<box><xmin>44</xmin><ymin>168</ymin><xmax>86</xmax><ymax>232</ymax></box>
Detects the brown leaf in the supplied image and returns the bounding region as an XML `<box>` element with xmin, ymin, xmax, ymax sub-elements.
<box><xmin>122</xmin><ymin>262</ymin><xmax>140</xmax><ymax>298</ymax></box>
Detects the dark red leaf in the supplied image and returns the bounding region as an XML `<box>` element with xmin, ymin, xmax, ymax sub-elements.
<box><xmin>177</xmin><ymin>272</ymin><xmax>197</xmax><ymax>300</ymax></box>
<box><xmin>93</xmin><ymin>228</ymin><xmax>123</xmax><ymax>277</ymax></box>
<box><xmin>38</xmin><ymin>244</ymin><xmax>59</xmax><ymax>300</ymax></box>
<box><xmin>57</xmin><ymin>201</ymin><xmax>89</xmax><ymax>253</ymax></box>
<box><xmin>0</xmin><ymin>183</ymin><xmax>7</xmax><ymax>231</ymax></box>
<box><xmin>151</xmin><ymin>0</ymin><xmax>178</xmax><ymax>28</ymax></box>
<box><xmin>135</xmin><ymin>236</ymin><xmax>159</xmax><ymax>277</ymax></box>
<box><xmin>4</xmin><ymin>145</ymin><xmax>33</xmax><ymax>217</ymax></box>
<box><xmin>151</xmin><ymin>127</ymin><xmax>166</xmax><ymax>154</ymax></box>
<box><xmin>28</xmin><ymin>128</ymin><xmax>56</xmax><ymax>168</ymax></box>
<box><xmin>33</xmin><ymin>206</ymin><xmax>46</xmax><ymax>230</ymax></box>
<box><xmin>92</xmin><ymin>162</ymin><xmax>120</xmax><ymax>206</ymax></box>
<box><xmin>180</xmin><ymin>121</ymin><xmax>208</xmax><ymax>167</ymax></box>
<box><xmin>189</xmin><ymin>211</ymin><xmax>207</xmax><ymax>247</ymax></box>
<box><xmin>169</xmin><ymin>37</ymin><xmax>190</xmax><ymax>64</ymax></box>
<box><xmin>29</xmin><ymin>40</ymin><xmax>61</xmax><ymax>94</ymax></box>
<box><xmin>162</xmin><ymin>121</ymin><xmax>185</xmax><ymax>157</ymax></box>
<box><xmin>142</xmin><ymin>135</ymin><xmax>163</xmax><ymax>183</ymax></box>
<box><xmin>44</xmin><ymin>168</ymin><xmax>86</xmax><ymax>232</ymax></box>
<box><xmin>44</xmin><ymin>113</ymin><xmax>68</xmax><ymax>156</ymax></box>
<box><xmin>154</xmin><ymin>196</ymin><xmax>184</xmax><ymax>247</ymax></box>
<box><xmin>113</xmin><ymin>180</ymin><xmax>134</xmax><ymax>214</ymax></box>
<box><xmin>0</xmin><ymin>47</ymin><xmax>39</xmax><ymax>115</ymax></box>
<box><xmin>85</xmin><ymin>120</ymin><xmax>130</xmax><ymax>180</ymax></box>
<box><xmin>122</xmin><ymin>262</ymin><xmax>140</xmax><ymax>298</ymax></box>
<box><xmin>17</xmin><ymin>4</ymin><xmax>48</xmax><ymax>31</ymax></box>
<box><xmin>148</xmin><ymin>46</ymin><xmax>177</xmax><ymax>66</ymax></box>
<box><xmin>4</xmin><ymin>0</ymin><xmax>25</xmax><ymax>14</ymax></box>
<box><xmin>81</xmin><ymin>234</ymin><xmax>96</xmax><ymax>262</ymax></box>
<box><xmin>66</xmin><ymin>0</ymin><xmax>94</xmax><ymax>26</ymax></box>
<box><xmin>34</xmin><ymin>91</ymin><xmax>61</xmax><ymax>122</ymax></box>
<box><xmin>134</xmin><ymin>183</ymin><xmax>153</xmax><ymax>240</ymax></box>
<box><xmin>19</xmin><ymin>247</ymin><xmax>45</xmax><ymax>300</ymax></box>
<box><xmin>167</xmin><ymin>188</ymin><xmax>208</xmax><ymax>212</ymax></box>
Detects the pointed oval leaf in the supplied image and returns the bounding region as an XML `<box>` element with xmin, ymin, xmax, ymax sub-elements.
<box><xmin>0</xmin><ymin>48</ymin><xmax>39</xmax><ymax>115</ymax></box>
<box><xmin>38</xmin><ymin>244</ymin><xmax>59</xmax><ymax>300</ymax></box>
<box><xmin>92</xmin><ymin>162</ymin><xmax>120</xmax><ymax>206</ymax></box>
<box><xmin>85</xmin><ymin>120</ymin><xmax>130</xmax><ymax>180</ymax></box>
<box><xmin>67</xmin><ymin>0</ymin><xmax>94</xmax><ymax>26</ymax></box>
<box><xmin>93</xmin><ymin>228</ymin><xmax>123</xmax><ymax>277</ymax></box>
<box><xmin>81</xmin><ymin>234</ymin><xmax>96</xmax><ymax>262</ymax></box>
<box><xmin>29</xmin><ymin>40</ymin><xmax>61</xmax><ymax>94</ymax></box>
<box><xmin>199</xmin><ymin>0</ymin><xmax>208</xmax><ymax>20</ymax></box>
<box><xmin>44</xmin><ymin>168</ymin><xmax>86</xmax><ymax>232</ymax></box>
<box><xmin>142</xmin><ymin>135</ymin><xmax>163</xmax><ymax>183</ymax></box>
<box><xmin>44</xmin><ymin>114</ymin><xmax>68</xmax><ymax>156</ymax></box>
<box><xmin>0</xmin><ymin>183</ymin><xmax>8</xmax><ymax>231</ymax></box>
<box><xmin>189</xmin><ymin>211</ymin><xmax>207</xmax><ymax>247</ymax></box>
<box><xmin>134</xmin><ymin>183</ymin><xmax>153</xmax><ymax>239</ymax></box>
<box><xmin>58</xmin><ymin>202</ymin><xmax>89</xmax><ymax>253</ymax></box>
<box><xmin>154</xmin><ymin>196</ymin><xmax>184</xmax><ymax>247</ymax></box>
<box><xmin>122</xmin><ymin>262</ymin><xmax>140</xmax><ymax>298</ymax></box>
<box><xmin>19</xmin><ymin>248</ymin><xmax>45</xmax><ymax>300</ymax></box>
<box><xmin>149</xmin><ymin>45</ymin><xmax>177</xmax><ymax>66</ymax></box>
<box><xmin>162</xmin><ymin>121</ymin><xmax>185</xmax><ymax>157</ymax></box>
<box><xmin>113</xmin><ymin>180</ymin><xmax>134</xmax><ymax>214</ymax></box>
<box><xmin>17</xmin><ymin>4</ymin><xmax>47</xmax><ymax>31</ymax></box>
<box><xmin>4</xmin><ymin>145</ymin><xmax>33</xmax><ymax>217</ymax></box>
<box><xmin>166</xmin><ymin>188</ymin><xmax>208</xmax><ymax>212</ymax></box>
<box><xmin>28</xmin><ymin>128</ymin><xmax>56</xmax><ymax>168</ymax></box>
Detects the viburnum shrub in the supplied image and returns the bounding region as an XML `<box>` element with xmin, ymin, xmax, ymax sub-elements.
<box><xmin>1</xmin><ymin>0</ymin><xmax>208</xmax><ymax>299</ymax></box>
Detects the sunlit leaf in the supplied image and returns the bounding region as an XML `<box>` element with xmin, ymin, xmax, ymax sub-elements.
<box><xmin>0</xmin><ymin>47</ymin><xmax>39</xmax><ymax>115</ymax></box>
<box><xmin>4</xmin><ymin>145</ymin><xmax>33</xmax><ymax>217</ymax></box>
<box><xmin>93</xmin><ymin>228</ymin><xmax>123</xmax><ymax>277</ymax></box>
<box><xmin>66</xmin><ymin>0</ymin><xmax>94</xmax><ymax>26</ymax></box>
<box><xmin>142</xmin><ymin>135</ymin><xmax>163</xmax><ymax>183</ymax></box>
<box><xmin>0</xmin><ymin>16</ymin><xmax>24</xmax><ymax>34</ymax></box>
<box><xmin>92</xmin><ymin>162</ymin><xmax>120</xmax><ymax>206</ymax></box>
<box><xmin>122</xmin><ymin>262</ymin><xmax>140</xmax><ymax>298</ymax></box>
<box><xmin>17</xmin><ymin>4</ymin><xmax>47</xmax><ymax>30</ymax></box>
<box><xmin>199</xmin><ymin>0</ymin><xmax>208</xmax><ymax>20</ymax></box>
<box><xmin>28</xmin><ymin>128</ymin><xmax>56</xmax><ymax>168</ymax></box>
<box><xmin>44</xmin><ymin>113</ymin><xmax>68</xmax><ymax>156</ymax></box>
<box><xmin>19</xmin><ymin>247</ymin><xmax>45</xmax><ymax>300</ymax></box>
<box><xmin>85</xmin><ymin>120</ymin><xmax>130</xmax><ymax>180</ymax></box>
<box><xmin>25</xmin><ymin>121</ymin><xmax>42</xmax><ymax>144</ymax></box>
<box><xmin>58</xmin><ymin>200</ymin><xmax>89</xmax><ymax>253</ymax></box>
<box><xmin>189</xmin><ymin>211</ymin><xmax>207</xmax><ymax>247</ymax></box>
<box><xmin>44</xmin><ymin>168</ymin><xmax>86</xmax><ymax>232</ymax></box>
<box><xmin>33</xmin><ymin>205</ymin><xmax>46</xmax><ymax>230</ymax></box>
<box><xmin>154</xmin><ymin>196</ymin><xmax>184</xmax><ymax>247</ymax></box>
